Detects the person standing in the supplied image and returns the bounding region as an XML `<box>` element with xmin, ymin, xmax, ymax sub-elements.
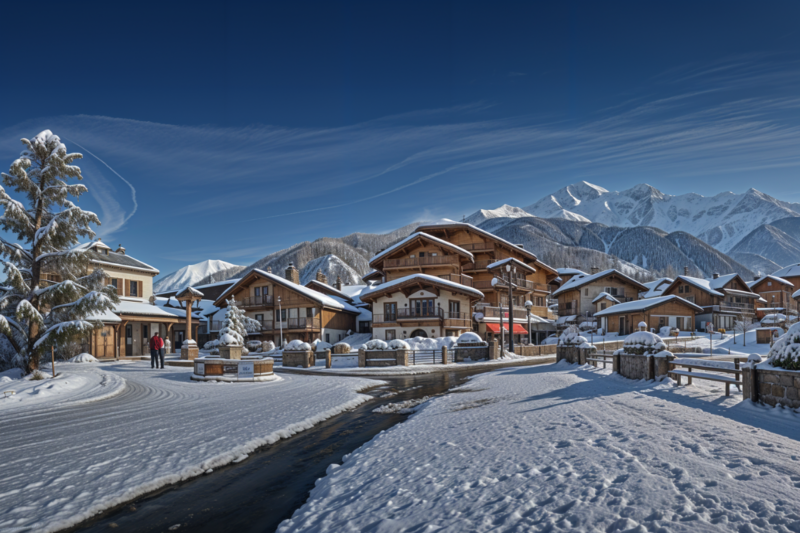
<box><xmin>150</xmin><ymin>332</ymin><xmax>164</xmax><ymax>369</ymax></box>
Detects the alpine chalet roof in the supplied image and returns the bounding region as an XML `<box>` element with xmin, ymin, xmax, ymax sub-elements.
<box><xmin>74</xmin><ymin>241</ymin><xmax>159</xmax><ymax>274</ymax></box>
<box><xmin>359</xmin><ymin>273</ymin><xmax>484</xmax><ymax>302</ymax></box>
<box><xmin>594</xmin><ymin>295</ymin><xmax>703</xmax><ymax>317</ymax></box>
<box><xmin>667</xmin><ymin>274</ymin><xmax>754</xmax><ymax>298</ymax></box>
<box><xmin>551</xmin><ymin>269</ymin><xmax>648</xmax><ymax>297</ymax></box>
<box><xmin>773</xmin><ymin>263</ymin><xmax>800</xmax><ymax>279</ymax></box>
<box><xmin>486</xmin><ymin>257</ymin><xmax>536</xmax><ymax>273</ymax></box>
<box><xmin>369</xmin><ymin>232</ymin><xmax>474</xmax><ymax>267</ymax></box>
<box><xmin>592</xmin><ymin>292</ymin><xmax>620</xmax><ymax>304</ymax></box>
<box><xmin>640</xmin><ymin>277</ymin><xmax>674</xmax><ymax>299</ymax></box>
<box><xmin>748</xmin><ymin>275</ymin><xmax>794</xmax><ymax>288</ymax></box>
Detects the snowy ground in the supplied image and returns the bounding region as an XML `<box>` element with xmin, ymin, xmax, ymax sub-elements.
<box><xmin>0</xmin><ymin>361</ymin><xmax>380</xmax><ymax>533</ymax></box>
<box><xmin>0</xmin><ymin>365</ymin><xmax>126</xmax><ymax>411</ymax></box>
<box><xmin>279</xmin><ymin>362</ymin><xmax>800</xmax><ymax>533</ymax></box>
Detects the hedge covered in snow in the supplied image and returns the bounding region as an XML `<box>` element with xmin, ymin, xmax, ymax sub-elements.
<box><xmin>767</xmin><ymin>322</ymin><xmax>800</xmax><ymax>370</ymax></box>
<box><xmin>558</xmin><ymin>326</ymin><xmax>595</xmax><ymax>350</ymax></box>
<box><xmin>615</xmin><ymin>331</ymin><xmax>669</xmax><ymax>357</ymax></box>
<box><xmin>284</xmin><ymin>339</ymin><xmax>312</xmax><ymax>351</ymax></box>
<box><xmin>365</xmin><ymin>339</ymin><xmax>389</xmax><ymax>351</ymax></box>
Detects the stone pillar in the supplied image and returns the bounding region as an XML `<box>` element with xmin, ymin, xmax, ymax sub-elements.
<box><xmin>219</xmin><ymin>345</ymin><xmax>242</xmax><ymax>360</ymax></box>
<box><xmin>395</xmin><ymin>349</ymin><xmax>409</xmax><ymax>366</ymax></box>
<box><xmin>655</xmin><ymin>353</ymin><xmax>674</xmax><ymax>379</ymax></box>
<box><xmin>613</xmin><ymin>353</ymin><xmax>620</xmax><ymax>374</ymax></box>
<box><xmin>324</xmin><ymin>349</ymin><xmax>332</xmax><ymax>369</ymax></box>
<box><xmin>358</xmin><ymin>348</ymin><xmax>366</xmax><ymax>367</ymax></box>
<box><xmin>578</xmin><ymin>348</ymin><xmax>587</xmax><ymax>365</ymax></box>
<box><xmin>441</xmin><ymin>346</ymin><xmax>448</xmax><ymax>365</ymax></box>
<box><xmin>646</xmin><ymin>355</ymin><xmax>655</xmax><ymax>381</ymax></box>
<box><xmin>488</xmin><ymin>340</ymin><xmax>499</xmax><ymax>360</ymax></box>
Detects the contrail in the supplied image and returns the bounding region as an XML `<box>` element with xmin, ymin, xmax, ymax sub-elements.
<box><xmin>66</xmin><ymin>138</ymin><xmax>138</xmax><ymax>225</ymax></box>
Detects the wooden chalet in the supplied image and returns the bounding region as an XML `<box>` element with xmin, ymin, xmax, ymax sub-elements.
<box><xmin>773</xmin><ymin>264</ymin><xmax>800</xmax><ymax>295</ymax></box>
<box><xmin>747</xmin><ymin>275</ymin><xmax>797</xmax><ymax>319</ymax></box>
<box><xmin>213</xmin><ymin>264</ymin><xmax>360</xmax><ymax>346</ymax></box>
<box><xmin>594</xmin><ymin>295</ymin><xmax>702</xmax><ymax>336</ymax></box>
<box><xmin>413</xmin><ymin>222</ymin><xmax>559</xmax><ymax>341</ymax></box>
<box><xmin>661</xmin><ymin>273</ymin><xmax>763</xmax><ymax>331</ymax></box>
<box><xmin>550</xmin><ymin>268</ymin><xmax>648</xmax><ymax>329</ymax></box>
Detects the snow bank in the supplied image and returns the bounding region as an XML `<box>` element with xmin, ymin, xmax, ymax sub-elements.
<box><xmin>404</xmin><ymin>336</ymin><xmax>458</xmax><ymax>351</ymax></box>
<box><xmin>365</xmin><ymin>339</ymin><xmax>389</xmax><ymax>350</ymax></box>
<box><xmin>457</xmin><ymin>331</ymin><xmax>482</xmax><ymax>344</ymax></box>
<box><xmin>69</xmin><ymin>353</ymin><xmax>99</xmax><ymax>363</ymax></box>
<box><xmin>766</xmin><ymin>322</ymin><xmax>800</xmax><ymax>370</ymax></box>
<box><xmin>387</xmin><ymin>339</ymin><xmax>410</xmax><ymax>350</ymax></box>
<box><xmin>0</xmin><ymin>367</ymin><xmax>125</xmax><ymax>411</ymax></box>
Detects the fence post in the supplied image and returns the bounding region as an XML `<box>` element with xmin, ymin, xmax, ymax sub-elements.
<box><xmin>613</xmin><ymin>353</ymin><xmax>620</xmax><ymax>374</ymax></box>
<box><xmin>749</xmin><ymin>364</ymin><xmax>759</xmax><ymax>403</ymax></box>
<box><xmin>441</xmin><ymin>346</ymin><xmax>448</xmax><ymax>365</ymax></box>
<box><xmin>647</xmin><ymin>355</ymin><xmax>655</xmax><ymax>381</ymax></box>
<box><xmin>358</xmin><ymin>348</ymin><xmax>366</xmax><ymax>367</ymax></box>
<box><xmin>325</xmin><ymin>349</ymin><xmax>332</xmax><ymax>369</ymax></box>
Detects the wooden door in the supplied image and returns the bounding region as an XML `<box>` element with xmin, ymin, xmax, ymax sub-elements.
<box><xmin>142</xmin><ymin>325</ymin><xmax>149</xmax><ymax>355</ymax></box>
<box><xmin>619</xmin><ymin>317</ymin><xmax>626</xmax><ymax>336</ymax></box>
<box><xmin>125</xmin><ymin>324</ymin><xmax>133</xmax><ymax>356</ymax></box>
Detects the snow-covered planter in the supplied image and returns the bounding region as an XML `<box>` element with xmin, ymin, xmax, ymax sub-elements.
<box><xmin>615</xmin><ymin>331</ymin><xmax>667</xmax><ymax>356</ymax></box>
<box><xmin>262</xmin><ymin>340</ymin><xmax>275</xmax><ymax>353</ymax></box>
<box><xmin>556</xmin><ymin>326</ymin><xmax>596</xmax><ymax>364</ymax></box>
<box><xmin>246</xmin><ymin>340</ymin><xmax>263</xmax><ymax>352</ymax></box>
<box><xmin>284</xmin><ymin>339</ymin><xmax>312</xmax><ymax>352</ymax></box>
<box><xmin>766</xmin><ymin>323</ymin><xmax>800</xmax><ymax>371</ymax></box>
<box><xmin>365</xmin><ymin>339</ymin><xmax>389</xmax><ymax>351</ymax></box>
<box><xmin>282</xmin><ymin>340</ymin><xmax>314</xmax><ymax>368</ymax></box>
<box><xmin>456</xmin><ymin>332</ymin><xmax>482</xmax><ymax>345</ymax></box>
<box><xmin>613</xmin><ymin>330</ymin><xmax>674</xmax><ymax>381</ymax></box>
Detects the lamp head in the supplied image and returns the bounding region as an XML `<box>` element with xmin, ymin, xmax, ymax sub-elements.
<box><xmin>506</xmin><ymin>264</ymin><xmax>511</xmax><ymax>272</ymax></box>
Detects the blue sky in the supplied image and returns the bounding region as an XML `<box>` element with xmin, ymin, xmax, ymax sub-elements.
<box><xmin>1</xmin><ymin>1</ymin><xmax>799</xmax><ymax>277</ymax></box>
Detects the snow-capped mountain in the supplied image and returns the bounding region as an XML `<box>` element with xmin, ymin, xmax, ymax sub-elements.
<box><xmin>464</xmin><ymin>205</ymin><xmax>535</xmax><ymax>226</ymax></box>
<box><xmin>299</xmin><ymin>254</ymin><xmax>362</xmax><ymax>286</ymax></box>
<box><xmin>525</xmin><ymin>181</ymin><xmax>800</xmax><ymax>253</ymax></box>
<box><xmin>154</xmin><ymin>260</ymin><xmax>243</xmax><ymax>293</ymax></box>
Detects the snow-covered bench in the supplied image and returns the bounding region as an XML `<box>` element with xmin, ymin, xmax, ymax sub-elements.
<box><xmin>668</xmin><ymin>358</ymin><xmax>744</xmax><ymax>397</ymax></box>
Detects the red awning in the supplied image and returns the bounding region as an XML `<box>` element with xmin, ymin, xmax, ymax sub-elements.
<box><xmin>485</xmin><ymin>323</ymin><xmax>527</xmax><ymax>334</ymax></box>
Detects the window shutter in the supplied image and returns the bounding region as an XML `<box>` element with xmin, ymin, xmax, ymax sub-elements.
<box><xmin>124</xmin><ymin>280</ymin><xmax>130</xmax><ymax>297</ymax></box>
<box><xmin>138</xmin><ymin>281</ymin><xmax>142</xmax><ymax>298</ymax></box>
<box><xmin>116</xmin><ymin>279</ymin><xmax>123</xmax><ymax>296</ymax></box>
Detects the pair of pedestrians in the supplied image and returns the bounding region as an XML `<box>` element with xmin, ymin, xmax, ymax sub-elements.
<box><xmin>150</xmin><ymin>332</ymin><xmax>169</xmax><ymax>369</ymax></box>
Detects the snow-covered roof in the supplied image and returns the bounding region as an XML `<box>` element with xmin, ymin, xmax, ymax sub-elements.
<box><xmin>794</xmin><ymin>288</ymin><xmax>800</xmax><ymax>299</ymax></box>
<box><xmin>304</xmin><ymin>279</ymin><xmax>353</xmax><ymax>301</ymax></box>
<box><xmin>551</xmin><ymin>269</ymin><xmax>646</xmax><ymax>297</ymax></box>
<box><xmin>486</xmin><ymin>257</ymin><xmax>535</xmax><ymax>273</ymax></box>
<box><xmin>360</xmin><ymin>273</ymin><xmax>484</xmax><ymax>300</ymax></box>
<box><xmin>640</xmin><ymin>277</ymin><xmax>673</xmax><ymax>299</ymax></box>
<box><xmin>116</xmin><ymin>299</ymin><xmax>181</xmax><ymax>318</ymax></box>
<box><xmin>592</xmin><ymin>292</ymin><xmax>620</xmax><ymax>304</ymax></box>
<box><xmin>773</xmin><ymin>263</ymin><xmax>800</xmax><ymax>279</ymax></box>
<box><xmin>369</xmin><ymin>232</ymin><xmax>474</xmax><ymax>265</ymax></box>
<box><xmin>415</xmin><ymin>221</ymin><xmax>534</xmax><ymax>258</ymax></box>
<box><xmin>594</xmin><ymin>295</ymin><xmax>702</xmax><ymax>317</ymax></box>
<box><xmin>724</xmin><ymin>288</ymin><xmax>762</xmax><ymax>299</ymax></box>
<box><xmin>86</xmin><ymin>308</ymin><xmax>122</xmax><ymax>323</ymax></box>
<box><xmin>176</xmin><ymin>286</ymin><xmax>204</xmax><ymax>299</ymax></box>
<box><xmin>747</xmin><ymin>275</ymin><xmax>794</xmax><ymax>288</ymax></box>
<box><xmin>668</xmin><ymin>274</ymin><xmax>751</xmax><ymax>297</ymax></box>
<box><xmin>218</xmin><ymin>269</ymin><xmax>359</xmax><ymax>313</ymax></box>
<box><xmin>556</xmin><ymin>315</ymin><xmax>577</xmax><ymax>324</ymax></box>
<box><xmin>556</xmin><ymin>268</ymin><xmax>587</xmax><ymax>276</ymax></box>
<box><xmin>73</xmin><ymin>241</ymin><xmax>160</xmax><ymax>274</ymax></box>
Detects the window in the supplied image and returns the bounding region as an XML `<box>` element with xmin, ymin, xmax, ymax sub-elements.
<box><xmin>449</xmin><ymin>301</ymin><xmax>460</xmax><ymax>316</ymax></box>
<box><xmin>686</xmin><ymin>296</ymin><xmax>695</xmax><ymax>303</ymax></box>
<box><xmin>111</xmin><ymin>278</ymin><xmax>118</xmax><ymax>289</ymax></box>
<box><xmin>385</xmin><ymin>330</ymin><xmax>396</xmax><ymax>340</ymax></box>
<box><xmin>280</xmin><ymin>309</ymin><xmax>287</xmax><ymax>321</ymax></box>
<box><xmin>325</xmin><ymin>333</ymin><xmax>330</xmax><ymax>343</ymax></box>
<box><xmin>585</xmin><ymin>288</ymin><xmax>589</xmax><ymax>296</ymax></box>
<box><xmin>679</xmin><ymin>285</ymin><xmax>684</xmax><ymax>293</ymax></box>
<box><xmin>600</xmin><ymin>303</ymin><xmax>607</xmax><ymax>310</ymax></box>
<box><xmin>384</xmin><ymin>302</ymin><xmax>397</xmax><ymax>321</ymax></box>
<box><xmin>676</xmin><ymin>317</ymin><xmax>684</xmax><ymax>330</ymax></box>
<box><xmin>431</xmin><ymin>252</ymin><xmax>437</xmax><ymax>257</ymax></box>
<box><xmin>130</xmin><ymin>280</ymin><xmax>138</xmax><ymax>297</ymax></box>
<box><xmin>306</xmin><ymin>308</ymin><xmax>313</xmax><ymax>318</ymax></box>
<box><xmin>419</xmin><ymin>252</ymin><xmax>426</xmax><ymax>257</ymax></box>
<box><xmin>255</xmin><ymin>314</ymin><xmax>263</xmax><ymax>321</ymax></box>
<box><xmin>411</xmin><ymin>298</ymin><xmax>436</xmax><ymax>317</ymax></box>
<box><xmin>768</xmin><ymin>281</ymin><xmax>772</xmax><ymax>287</ymax></box>
<box><xmin>254</xmin><ymin>287</ymin><xmax>261</xmax><ymax>297</ymax></box>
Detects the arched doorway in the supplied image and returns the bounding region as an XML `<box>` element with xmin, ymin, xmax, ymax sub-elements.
<box><xmin>410</xmin><ymin>329</ymin><xmax>428</xmax><ymax>338</ymax></box>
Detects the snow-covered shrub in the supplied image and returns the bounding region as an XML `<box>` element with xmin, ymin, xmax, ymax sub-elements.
<box><xmin>387</xmin><ymin>339</ymin><xmax>410</xmax><ymax>350</ymax></box>
<box><xmin>405</xmin><ymin>336</ymin><xmax>458</xmax><ymax>351</ymax></box>
<box><xmin>365</xmin><ymin>339</ymin><xmax>389</xmax><ymax>350</ymax></box>
<box><xmin>262</xmin><ymin>340</ymin><xmax>275</xmax><ymax>353</ymax></box>
<box><xmin>457</xmin><ymin>332</ymin><xmax>483</xmax><ymax>344</ymax></box>
<box><xmin>766</xmin><ymin>322</ymin><xmax>800</xmax><ymax>371</ymax></box>
<box><xmin>68</xmin><ymin>353</ymin><xmax>98</xmax><ymax>363</ymax></box>
<box><xmin>203</xmin><ymin>339</ymin><xmax>220</xmax><ymax>350</ymax></box>
<box><xmin>285</xmin><ymin>339</ymin><xmax>312</xmax><ymax>351</ymax></box>
<box><xmin>314</xmin><ymin>340</ymin><xmax>333</xmax><ymax>352</ymax></box>
<box><xmin>558</xmin><ymin>326</ymin><xmax>596</xmax><ymax>351</ymax></box>
<box><xmin>617</xmin><ymin>330</ymin><xmax>668</xmax><ymax>356</ymax></box>
<box><xmin>332</xmin><ymin>342</ymin><xmax>351</xmax><ymax>354</ymax></box>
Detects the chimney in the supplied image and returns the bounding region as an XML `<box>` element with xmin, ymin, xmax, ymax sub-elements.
<box><xmin>712</xmin><ymin>273</ymin><xmax>719</xmax><ymax>279</ymax></box>
<box><xmin>334</xmin><ymin>276</ymin><xmax>342</xmax><ymax>291</ymax></box>
<box><xmin>684</xmin><ymin>266</ymin><xmax>689</xmax><ymax>276</ymax></box>
<box><xmin>754</xmin><ymin>275</ymin><xmax>759</xmax><ymax>281</ymax></box>
<box><xmin>115</xmin><ymin>244</ymin><xmax>126</xmax><ymax>255</ymax></box>
<box><xmin>285</xmin><ymin>262</ymin><xmax>300</xmax><ymax>284</ymax></box>
<box><xmin>267</xmin><ymin>266</ymin><xmax>272</xmax><ymax>274</ymax></box>
<box><xmin>316</xmin><ymin>269</ymin><xmax>328</xmax><ymax>285</ymax></box>
<box><xmin>590</xmin><ymin>266</ymin><xmax>599</xmax><ymax>275</ymax></box>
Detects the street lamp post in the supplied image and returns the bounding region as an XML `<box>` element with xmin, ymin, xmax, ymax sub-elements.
<box><xmin>506</xmin><ymin>264</ymin><xmax>516</xmax><ymax>354</ymax></box>
<box><xmin>525</xmin><ymin>300</ymin><xmax>532</xmax><ymax>345</ymax></box>
<box><xmin>278</xmin><ymin>296</ymin><xmax>284</xmax><ymax>348</ymax></box>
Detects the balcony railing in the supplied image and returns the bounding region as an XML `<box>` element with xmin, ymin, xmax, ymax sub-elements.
<box><xmin>463</xmin><ymin>259</ymin><xmax>495</xmax><ymax>271</ymax></box>
<box><xmin>482</xmin><ymin>306</ymin><xmax>529</xmax><ymax>320</ymax></box>
<box><xmin>443</xmin><ymin>312</ymin><xmax>471</xmax><ymax>328</ymax></box>
<box><xmin>438</xmin><ymin>273</ymin><xmax>473</xmax><ymax>287</ymax></box>
<box><xmin>371</xmin><ymin>311</ymin><xmax>471</xmax><ymax>327</ymax></box>
<box><xmin>383</xmin><ymin>255</ymin><xmax>460</xmax><ymax>269</ymax></box>
<box><xmin>397</xmin><ymin>308</ymin><xmax>444</xmax><ymax>320</ymax></box>
<box><xmin>457</xmin><ymin>242</ymin><xmax>495</xmax><ymax>253</ymax></box>
<box><xmin>241</xmin><ymin>295</ymin><xmax>274</xmax><ymax>307</ymax></box>
<box><xmin>287</xmin><ymin>317</ymin><xmax>321</xmax><ymax>329</ymax></box>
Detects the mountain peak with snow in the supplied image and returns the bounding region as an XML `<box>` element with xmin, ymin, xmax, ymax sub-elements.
<box><xmin>154</xmin><ymin>260</ymin><xmax>243</xmax><ymax>293</ymax></box>
<box><xmin>464</xmin><ymin>204</ymin><xmax>534</xmax><ymax>226</ymax></box>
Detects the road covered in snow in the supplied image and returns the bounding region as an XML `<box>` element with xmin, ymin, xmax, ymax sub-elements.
<box><xmin>280</xmin><ymin>361</ymin><xmax>800</xmax><ymax>533</ymax></box>
<box><xmin>0</xmin><ymin>365</ymin><xmax>126</xmax><ymax>411</ymax></box>
<box><xmin>0</xmin><ymin>361</ymin><xmax>380</xmax><ymax>533</ymax></box>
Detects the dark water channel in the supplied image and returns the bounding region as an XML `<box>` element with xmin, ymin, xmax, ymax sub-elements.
<box><xmin>67</xmin><ymin>367</ymin><xmax>495</xmax><ymax>533</ymax></box>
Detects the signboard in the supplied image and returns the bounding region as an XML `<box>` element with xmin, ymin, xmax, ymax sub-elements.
<box><xmin>223</xmin><ymin>365</ymin><xmax>238</xmax><ymax>374</ymax></box>
<box><xmin>238</xmin><ymin>362</ymin><xmax>255</xmax><ymax>379</ymax></box>
<box><xmin>195</xmin><ymin>363</ymin><xmax>205</xmax><ymax>375</ymax></box>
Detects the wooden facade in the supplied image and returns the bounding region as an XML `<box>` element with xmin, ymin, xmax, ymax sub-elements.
<box><xmin>213</xmin><ymin>266</ymin><xmax>358</xmax><ymax>346</ymax></box>
<box><xmin>552</xmin><ymin>270</ymin><xmax>648</xmax><ymax>321</ymax></box>
<box><xmin>595</xmin><ymin>297</ymin><xmax>700</xmax><ymax>336</ymax></box>
<box><xmin>661</xmin><ymin>274</ymin><xmax>761</xmax><ymax>331</ymax></box>
<box><xmin>748</xmin><ymin>276</ymin><xmax>797</xmax><ymax>318</ymax></box>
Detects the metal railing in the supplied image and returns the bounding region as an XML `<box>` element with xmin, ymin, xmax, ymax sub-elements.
<box><xmin>397</xmin><ymin>308</ymin><xmax>443</xmax><ymax>320</ymax></box>
<box><xmin>383</xmin><ymin>255</ymin><xmax>460</xmax><ymax>268</ymax></box>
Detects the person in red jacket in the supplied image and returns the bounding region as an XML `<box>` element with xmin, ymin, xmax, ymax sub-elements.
<box><xmin>150</xmin><ymin>332</ymin><xmax>165</xmax><ymax>369</ymax></box>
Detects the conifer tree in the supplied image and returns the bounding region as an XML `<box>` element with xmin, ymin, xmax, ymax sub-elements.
<box><xmin>218</xmin><ymin>298</ymin><xmax>261</xmax><ymax>350</ymax></box>
<box><xmin>0</xmin><ymin>130</ymin><xmax>119</xmax><ymax>372</ymax></box>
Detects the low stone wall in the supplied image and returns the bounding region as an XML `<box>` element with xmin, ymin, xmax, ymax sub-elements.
<box><xmin>454</xmin><ymin>345</ymin><xmax>489</xmax><ymax>362</ymax></box>
<box><xmin>361</xmin><ymin>349</ymin><xmax>409</xmax><ymax>367</ymax></box>
<box><xmin>515</xmin><ymin>344</ymin><xmax>557</xmax><ymax>357</ymax></box>
<box><xmin>556</xmin><ymin>346</ymin><xmax>593</xmax><ymax>365</ymax></box>
<box><xmin>742</xmin><ymin>366</ymin><xmax>800</xmax><ymax>408</ymax></box>
<box><xmin>283</xmin><ymin>349</ymin><xmax>314</xmax><ymax>368</ymax></box>
<box><xmin>618</xmin><ymin>354</ymin><xmax>652</xmax><ymax>380</ymax></box>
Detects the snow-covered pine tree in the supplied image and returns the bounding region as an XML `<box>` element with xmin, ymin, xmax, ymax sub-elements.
<box><xmin>218</xmin><ymin>298</ymin><xmax>261</xmax><ymax>353</ymax></box>
<box><xmin>0</xmin><ymin>130</ymin><xmax>119</xmax><ymax>373</ymax></box>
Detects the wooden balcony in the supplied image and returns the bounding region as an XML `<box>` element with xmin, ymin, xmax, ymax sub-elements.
<box><xmin>473</xmin><ymin>279</ymin><xmax>549</xmax><ymax>292</ymax></box>
<box><xmin>372</xmin><ymin>311</ymin><xmax>470</xmax><ymax>328</ymax></box>
<box><xmin>397</xmin><ymin>308</ymin><xmax>443</xmax><ymax>320</ymax></box>
<box><xmin>287</xmin><ymin>317</ymin><xmax>321</xmax><ymax>330</ymax></box>
<box><xmin>457</xmin><ymin>242</ymin><xmax>495</xmax><ymax>253</ymax></box>
<box><xmin>241</xmin><ymin>295</ymin><xmax>274</xmax><ymax>308</ymax></box>
<box><xmin>714</xmin><ymin>303</ymin><xmax>755</xmax><ymax>314</ymax></box>
<box><xmin>463</xmin><ymin>259</ymin><xmax>495</xmax><ymax>271</ymax></box>
<box><xmin>481</xmin><ymin>306</ymin><xmax>529</xmax><ymax>320</ymax></box>
<box><xmin>383</xmin><ymin>255</ymin><xmax>460</xmax><ymax>269</ymax></box>
<box><xmin>438</xmin><ymin>273</ymin><xmax>473</xmax><ymax>287</ymax></box>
